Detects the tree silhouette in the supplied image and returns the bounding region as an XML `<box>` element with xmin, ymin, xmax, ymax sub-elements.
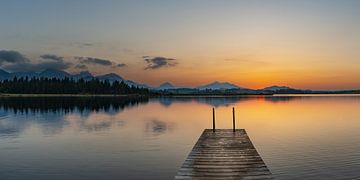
<box><xmin>0</xmin><ymin>77</ymin><xmax>149</xmax><ymax>94</ymax></box>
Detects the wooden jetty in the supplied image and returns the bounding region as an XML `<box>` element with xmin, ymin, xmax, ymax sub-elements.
<box><xmin>175</xmin><ymin>108</ymin><xmax>272</xmax><ymax>179</ymax></box>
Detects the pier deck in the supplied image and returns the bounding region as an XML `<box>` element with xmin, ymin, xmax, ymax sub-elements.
<box><xmin>175</xmin><ymin>129</ymin><xmax>272</xmax><ymax>179</ymax></box>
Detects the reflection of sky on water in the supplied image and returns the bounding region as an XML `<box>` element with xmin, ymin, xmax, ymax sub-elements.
<box><xmin>1</xmin><ymin>95</ymin><xmax>360</xmax><ymax>138</ymax></box>
<box><xmin>0</xmin><ymin>96</ymin><xmax>252</xmax><ymax>137</ymax></box>
<box><xmin>0</xmin><ymin>96</ymin><xmax>148</xmax><ymax>137</ymax></box>
<box><xmin>0</xmin><ymin>109</ymin><xmax>129</xmax><ymax>137</ymax></box>
<box><xmin>1</xmin><ymin>95</ymin><xmax>360</xmax><ymax>179</ymax></box>
<box><xmin>155</xmin><ymin>96</ymin><xmax>307</xmax><ymax>107</ymax></box>
<box><xmin>145</xmin><ymin>119</ymin><xmax>175</xmax><ymax>136</ymax></box>
<box><xmin>0</xmin><ymin>111</ymin><xmax>66</xmax><ymax>137</ymax></box>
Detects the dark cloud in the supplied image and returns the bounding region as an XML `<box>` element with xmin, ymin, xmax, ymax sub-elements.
<box><xmin>70</xmin><ymin>42</ymin><xmax>95</xmax><ymax>48</ymax></box>
<box><xmin>0</xmin><ymin>50</ymin><xmax>72</xmax><ymax>72</ymax></box>
<box><xmin>40</xmin><ymin>54</ymin><xmax>64</xmax><ymax>62</ymax></box>
<box><xmin>77</xmin><ymin>43</ymin><xmax>94</xmax><ymax>48</ymax></box>
<box><xmin>3</xmin><ymin>61</ymin><xmax>72</xmax><ymax>72</ymax></box>
<box><xmin>143</xmin><ymin>56</ymin><xmax>177</xmax><ymax>70</ymax></box>
<box><xmin>0</xmin><ymin>50</ymin><xmax>126</xmax><ymax>72</ymax></box>
<box><xmin>75</xmin><ymin>56</ymin><xmax>113</xmax><ymax>66</ymax></box>
<box><xmin>0</xmin><ymin>50</ymin><xmax>29</xmax><ymax>65</ymax></box>
<box><xmin>82</xmin><ymin>43</ymin><xmax>93</xmax><ymax>47</ymax></box>
<box><xmin>116</xmin><ymin>63</ymin><xmax>126</xmax><ymax>67</ymax></box>
<box><xmin>75</xmin><ymin>56</ymin><xmax>127</xmax><ymax>68</ymax></box>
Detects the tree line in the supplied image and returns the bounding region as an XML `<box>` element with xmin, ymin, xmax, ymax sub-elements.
<box><xmin>0</xmin><ymin>96</ymin><xmax>149</xmax><ymax>113</ymax></box>
<box><xmin>0</xmin><ymin>77</ymin><xmax>149</xmax><ymax>94</ymax></box>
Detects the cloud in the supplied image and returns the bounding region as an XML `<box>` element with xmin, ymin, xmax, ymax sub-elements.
<box><xmin>77</xmin><ymin>43</ymin><xmax>94</xmax><ymax>48</ymax></box>
<box><xmin>0</xmin><ymin>50</ymin><xmax>29</xmax><ymax>65</ymax></box>
<box><xmin>82</xmin><ymin>43</ymin><xmax>93</xmax><ymax>47</ymax></box>
<box><xmin>0</xmin><ymin>50</ymin><xmax>72</xmax><ymax>72</ymax></box>
<box><xmin>116</xmin><ymin>63</ymin><xmax>126</xmax><ymax>67</ymax></box>
<box><xmin>40</xmin><ymin>54</ymin><xmax>64</xmax><ymax>62</ymax></box>
<box><xmin>143</xmin><ymin>56</ymin><xmax>177</xmax><ymax>70</ymax></box>
<box><xmin>75</xmin><ymin>56</ymin><xmax>127</xmax><ymax>68</ymax></box>
<box><xmin>3</xmin><ymin>60</ymin><xmax>72</xmax><ymax>72</ymax></box>
<box><xmin>0</xmin><ymin>50</ymin><xmax>126</xmax><ymax>72</ymax></box>
<box><xmin>70</xmin><ymin>42</ymin><xmax>95</xmax><ymax>48</ymax></box>
<box><xmin>75</xmin><ymin>56</ymin><xmax>113</xmax><ymax>66</ymax></box>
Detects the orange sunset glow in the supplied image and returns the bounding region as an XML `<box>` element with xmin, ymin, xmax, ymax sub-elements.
<box><xmin>1</xmin><ymin>1</ymin><xmax>360</xmax><ymax>90</ymax></box>
<box><xmin>2</xmin><ymin>1</ymin><xmax>360</xmax><ymax>179</ymax></box>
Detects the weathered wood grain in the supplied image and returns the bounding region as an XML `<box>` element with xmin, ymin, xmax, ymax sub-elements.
<box><xmin>175</xmin><ymin>129</ymin><xmax>272</xmax><ymax>179</ymax></box>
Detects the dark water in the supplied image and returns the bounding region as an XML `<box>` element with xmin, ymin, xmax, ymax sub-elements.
<box><xmin>0</xmin><ymin>95</ymin><xmax>360</xmax><ymax>179</ymax></box>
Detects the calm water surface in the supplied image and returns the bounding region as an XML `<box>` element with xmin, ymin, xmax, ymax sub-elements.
<box><xmin>0</xmin><ymin>95</ymin><xmax>360</xmax><ymax>179</ymax></box>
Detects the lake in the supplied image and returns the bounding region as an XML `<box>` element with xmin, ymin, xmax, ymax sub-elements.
<box><xmin>0</xmin><ymin>95</ymin><xmax>360</xmax><ymax>179</ymax></box>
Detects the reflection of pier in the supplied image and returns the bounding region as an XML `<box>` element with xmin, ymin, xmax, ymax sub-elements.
<box><xmin>176</xmin><ymin>108</ymin><xmax>272</xmax><ymax>179</ymax></box>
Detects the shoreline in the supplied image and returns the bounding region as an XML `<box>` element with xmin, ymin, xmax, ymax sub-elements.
<box><xmin>0</xmin><ymin>93</ymin><xmax>359</xmax><ymax>97</ymax></box>
<box><xmin>0</xmin><ymin>94</ymin><xmax>148</xmax><ymax>97</ymax></box>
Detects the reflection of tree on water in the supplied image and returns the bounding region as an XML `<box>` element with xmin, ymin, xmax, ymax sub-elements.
<box><xmin>0</xmin><ymin>113</ymin><xmax>23</xmax><ymax>138</ymax></box>
<box><xmin>0</xmin><ymin>96</ymin><xmax>149</xmax><ymax>114</ymax></box>
<box><xmin>196</xmin><ymin>97</ymin><xmax>249</xmax><ymax>107</ymax></box>
<box><xmin>145</xmin><ymin>119</ymin><xmax>175</xmax><ymax>136</ymax></box>
<box><xmin>73</xmin><ymin>116</ymin><xmax>126</xmax><ymax>132</ymax></box>
<box><xmin>0</xmin><ymin>96</ymin><xmax>149</xmax><ymax>137</ymax></box>
<box><xmin>0</xmin><ymin>96</ymin><xmax>305</xmax><ymax>113</ymax></box>
<box><xmin>0</xmin><ymin>111</ymin><xmax>68</xmax><ymax>138</ymax></box>
<box><xmin>156</xmin><ymin>96</ymin><xmax>303</xmax><ymax>107</ymax></box>
<box><xmin>156</xmin><ymin>97</ymin><xmax>192</xmax><ymax>107</ymax></box>
<box><xmin>264</xmin><ymin>96</ymin><xmax>301</xmax><ymax>103</ymax></box>
<box><xmin>156</xmin><ymin>97</ymin><xmax>249</xmax><ymax>107</ymax></box>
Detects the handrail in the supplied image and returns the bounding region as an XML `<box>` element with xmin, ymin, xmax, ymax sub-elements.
<box><xmin>212</xmin><ymin>107</ymin><xmax>236</xmax><ymax>132</ymax></box>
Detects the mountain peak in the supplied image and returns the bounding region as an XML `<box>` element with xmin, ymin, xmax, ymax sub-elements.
<box><xmin>73</xmin><ymin>71</ymin><xmax>94</xmax><ymax>80</ymax></box>
<box><xmin>0</xmin><ymin>69</ymin><xmax>10</xmax><ymax>75</ymax></box>
<box><xmin>0</xmin><ymin>69</ymin><xmax>11</xmax><ymax>80</ymax></box>
<box><xmin>160</xmin><ymin>82</ymin><xmax>173</xmax><ymax>87</ymax></box>
<box><xmin>39</xmin><ymin>68</ymin><xmax>70</xmax><ymax>79</ymax></box>
<box><xmin>96</xmin><ymin>73</ymin><xmax>124</xmax><ymax>82</ymax></box>
<box><xmin>101</xmin><ymin>73</ymin><xmax>123</xmax><ymax>78</ymax></box>
<box><xmin>157</xmin><ymin>82</ymin><xmax>175</xmax><ymax>90</ymax></box>
<box><xmin>197</xmin><ymin>81</ymin><xmax>240</xmax><ymax>90</ymax></box>
<box><xmin>263</xmin><ymin>85</ymin><xmax>291</xmax><ymax>91</ymax></box>
<box><xmin>0</xmin><ymin>69</ymin><xmax>150</xmax><ymax>88</ymax></box>
<box><xmin>78</xmin><ymin>71</ymin><xmax>92</xmax><ymax>76</ymax></box>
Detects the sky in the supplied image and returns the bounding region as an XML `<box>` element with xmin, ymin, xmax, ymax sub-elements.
<box><xmin>1</xmin><ymin>0</ymin><xmax>360</xmax><ymax>90</ymax></box>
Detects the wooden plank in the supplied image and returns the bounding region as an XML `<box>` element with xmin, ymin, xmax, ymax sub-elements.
<box><xmin>175</xmin><ymin>129</ymin><xmax>272</xmax><ymax>179</ymax></box>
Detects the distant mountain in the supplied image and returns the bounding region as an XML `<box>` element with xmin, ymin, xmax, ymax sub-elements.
<box><xmin>157</xmin><ymin>82</ymin><xmax>176</xmax><ymax>90</ymax></box>
<box><xmin>0</xmin><ymin>68</ymin><xmax>148</xmax><ymax>88</ymax></box>
<box><xmin>125</xmin><ymin>80</ymin><xmax>149</xmax><ymax>88</ymax></box>
<box><xmin>12</xmin><ymin>71</ymin><xmax>38</xmax><ymax>79</ymax></box>
<box><xmin>39</xmin><ymin>68</ymin><xmax>71</xmax><ymax>79</ymax></box>
<box><xmin>0</xmin><ymin>69</ymin><xmax>11</xmax><ymax>80</ymax></box>
<box><xmin>261</xmin><ymin>85</ymin><xmax>312</xmax><ymax>94</ymax></box>
<box><xmin>73</xmin><ymin>71</ymin><xmax>94</xmax><ymax>81</ymax></box>
<box><xmin>96</xmin><ymin>73</ymin><xmax>124</xmax><ymax>82</ymax></box>
<box><xmin>262</xmin><ymin>86</ymin><xmax>291</xmax><ymax>92</ymax></box>
<box><xmin>197</xmin><ymin>81</ymin><xmax>241</xmax><ymax>90</ymax></box>
<box><xmin>0</xmin><ymin>68</ymin><xmax>348</xmax><ymax>94</ymax></box>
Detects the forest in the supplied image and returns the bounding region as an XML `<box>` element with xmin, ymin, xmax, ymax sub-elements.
<box><xmin>0</xmin><ymin>77</ymin><xmax>149</xmax><ymax>94</ymax></box>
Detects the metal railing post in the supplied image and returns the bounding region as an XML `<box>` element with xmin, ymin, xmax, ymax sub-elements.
<box><xmin>232</xmin><ymin>107</ymin><xmax>235</xmax><ymax>132</ymax></box>
<box><xmin>212</xmin><ymin>108</ymin><xmax>215</xmax><ymax>132</ymax></box>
